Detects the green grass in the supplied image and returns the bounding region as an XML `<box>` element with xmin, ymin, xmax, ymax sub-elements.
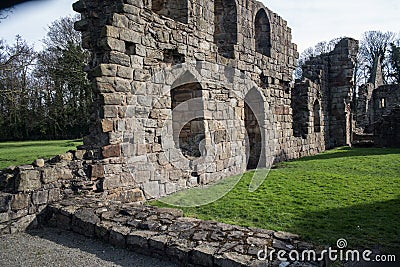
<box><xmin>0</xmin><ymin>140</ymin><xmax>83</xmax><ymax>169</ymax></box>
<box><xmin>152</xmin><ymin>147</ymin><xmax>400</xmax><ymax>254</ymax></box>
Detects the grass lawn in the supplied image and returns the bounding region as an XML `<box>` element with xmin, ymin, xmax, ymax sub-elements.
<box><xmin>0</xmin><ymin>140</ymin><xmax>83</xmax><ymax>169</ymax></box>
<box><xmin>152</xmin><ymin>147</ymin><xmax>400</xmax><ymax>254</ymax></box>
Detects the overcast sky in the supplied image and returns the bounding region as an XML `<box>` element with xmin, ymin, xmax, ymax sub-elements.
<box><xmin>0</xmin><ymin>0</ymin><xmax>399</xmax><ymax>53</ymax></box>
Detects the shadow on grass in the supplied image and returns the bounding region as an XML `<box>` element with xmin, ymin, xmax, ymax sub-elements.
<box><xmin>295</xmin><ymin>147</ymin><xmax>400</xmax><ymax>162</ymax></box>
<box><xmin>288</xmin><ymin>198</ymin><xmax>400</xmax><ymax>256</ymax></box>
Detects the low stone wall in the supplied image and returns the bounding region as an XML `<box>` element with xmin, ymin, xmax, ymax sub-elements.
<box><xmin>0</xmin><ymin>153</ymin><xmax>323</xmax><ymax>266</ymax></box>
<box><xmin>0</xmin><ymin>151</ymin><xmax>94</xmax><ymax>234</ymax></box>
<box><xmin>46</xmin><ymin>194</ymin><xmax>322</xmax><ymax>267</ymax></box>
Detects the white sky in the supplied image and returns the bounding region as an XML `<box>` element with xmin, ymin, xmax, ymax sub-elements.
<box><xmin>0</xmin><ymin>0</ymin><xmax>399</xmax><ymax>53</ymax></box>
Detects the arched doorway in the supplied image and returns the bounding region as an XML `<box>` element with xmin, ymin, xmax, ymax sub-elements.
<box><xmin>244</xmin><ymin>88</ymin><xmax>265</xmax><ymax>170</ymax></box>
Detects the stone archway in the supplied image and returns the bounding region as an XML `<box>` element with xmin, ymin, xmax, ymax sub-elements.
<box><xmin>244</xmin><ymin>88</ymin><xmax>266</xmax><ymax>170</ymax></box>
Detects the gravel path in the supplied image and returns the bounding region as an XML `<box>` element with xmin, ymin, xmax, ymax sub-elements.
<box><xmin>0</xmin><ymin>227</ymin><xmax>179</xmax><ymax>267</ymax></box>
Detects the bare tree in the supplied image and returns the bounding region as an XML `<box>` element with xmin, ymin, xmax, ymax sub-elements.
<box><xmin>42</xmin><ymin>15</ymin><xmax>81</xmax><ymax>51</ymax></box>
<box><xmin>0</xmin><ymin>36</ymin><xmax>37</xmax><ymax>139</ymax></box>
<box><xmin>389</xmin><ymin>42</ymin><xmax>400</xmax><ymax>84</ymax></box>
<box><xmin>358</xmin><ymin>31</ymin><xmax>396</xmax><ymax>84</ymax></box>
<box><xmin>0</xmin><ymin>15</ymin><xmax>92</xmax><ymax>140</ymax></box>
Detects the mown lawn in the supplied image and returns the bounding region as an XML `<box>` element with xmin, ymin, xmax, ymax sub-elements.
<box><xmin>152</xmin><ymin>147</ymin><xmax>400</xmax><ymax>254</ymax></box>
<box><xmin>0</xmin><ymin>140</ymin><xmax>83</xmax><ymax>169</ymax></box>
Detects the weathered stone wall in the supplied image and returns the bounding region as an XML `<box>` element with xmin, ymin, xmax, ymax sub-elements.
<box><xmin>298</xmin><ymin>39</ymin><xmax>359</xmax><ymax>149</ymax></box>
<box><xmin>371</xmin><ymin>85</ymin><xmax>400</xmax><ymax>123</ymax></box>
<box><xmin>354</xmin><ymin>57</ymin><xmax>385</xmax><ymax>134</ymax></box>
<box><xmin>374</xmin><ymin>107</ymin><xmax>400</xmax><ymax>148</ymax></box>
<box><xmin>0</xmin><ymin>151</ymin><xmax>97</xmax><ymax>234</ymax></box>
<box><xmin>44</xmin><ymin>194</ymin><xmax>322</xmax><ymax>267</ymax></box>
<box><xmin>69</xmin><ymin>0</ymin><xmax>359</xmax><ymax>200</ymax></box>
<box><xmin>371</xmin><ymin>85</ymin><xmax>400</xmax><ymax>147</ymax></box>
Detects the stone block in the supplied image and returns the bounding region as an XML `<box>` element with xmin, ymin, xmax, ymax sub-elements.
<box><xmin>108</xmin><ymin>51</ymin><xmax>131</xmax><ymax>67</ymax></box>
<box><xmin>190</xmin><ymin>244</ymin><xmax>218</xmax><ymax>266</ymax></box>
<box><xmin>143</xmin><ymin>181</ymin><xmax>160</xmax><ymax>199</ymax></box>
<box><xmin>57</xmin><ymin>152</ymin><xmax>74</xmax><ymax>161</ymax></box>
<box><xmin>109</xmin><ymin>225</ymin><xmax>130</xmax><ymax>248</ymax></box>
<box><xmin>74</xmin><ymin>150</ymin><xmax>86</xmax><ymax>160</ymax></box>
<box><xmin>72</xmin><ymin>208</ymin><xmax>100</xmax><ymax>237</ymax></box>
<box><xmin>91</xmin><ymin>64</ymin><xmax>117</xmax><ymax>77</ymax></box>
<box><xmin>15</xmin><ymin>170</ymin><xmax>41</xmax><ymax>192</ymax></box>
<box><xmin>48</xmin><ymin>188</ymin><xmax>62</xmax><ymax>202</ymax></box>
<box><xmin>148</xmin><ymin>235</ymin><xmax>169</xmax><ymax>255</ymax></box>
<box><xmin>100</xmin><ymin>25</ymin><xmax>120</xmax><ymax>38</ymax></box>
<box><xmin>41</xmin><ymin>168</ymin><xmax>57</xmax><ymax>184</ymax></box>
<box><xmin>127</xmin><ymin>230</ymin><xmax>156</xmax><ymax>251</ymax></box>
<box><xmin>102</xmin><ymin>144</ymin><xmax>121</xmax><ymax>158</ymax></box>
<box><xmin>31</xmin><ymin>190</ymin><xmax>49</xmax><ymax>205</ymax></box>
<box><xmin>11</xmin><ymin>193</ymin><xmax>30</xmax><ymax>211</ymax></box>
<box><xmin>100</xmin><ymin>37</ymin><xmax>125</xmax><ymax>53</ymax></box>
<box><xmin>214</xmin><ymin>252</ymin><xmax>252</xmax><ymax>267</ymax></box>
<box><xmin>117</xmin><ymin>65</ymin><xmax>134</xmax><ymax>79</ymax></box>
<box><xmin>89</xmin><ymin>164</ymin><xmax>105</xmax><ymax>180</ymax></box>
<box><xmin>0</xmin><ymin>193</ymin><xmax>11</xmax><ymax>212</ymax></box>
<box><xmin>107</xmin><ymin>188</ymin><xmax>145</xmax><ymax>202</ymax></box>
<box><xmin>111</xmin><ymin>13</ymin><xmax>129</xmax><ymax>28</ymax></box>
<box><xmin>32</xmin><ymin>159</ymin><xmax>45</xmax><ymax>168</ymax></box>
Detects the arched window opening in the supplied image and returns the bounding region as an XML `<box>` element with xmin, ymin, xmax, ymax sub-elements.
<box><xmin>255</xmin><ymin>9</ymin><xmax>271</xmax><ymax>57</ymax></box>
<box><xmin>313</xmin><ymin>100</ymin><xmax>321</xmax><ymax>133</ymax></box>
<box><xmin>214</xmin><ymin>0</ymin><xmax>238</xmax><ymax>59</ymax></box>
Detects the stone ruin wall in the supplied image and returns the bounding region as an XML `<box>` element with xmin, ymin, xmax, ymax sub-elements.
<box><xmin>1</xmin><ymin>0</ymin><xmax>359</xmax><ymax>204</ymax></box>
<box><xmin>297</xmin><ymin>39</ymin><xmax>359</xmax><ymax>148</ymax></box>
<box><xmin>70</xmin><ymin>0</ymin><xmax>358</xmax><ymax>199</ymax></box>
<box><xmin>353</xmin><ymin>57</ymin><xmax>400</xmax><ymax>147</ymax></box>
<box><xmin>372</xmin><ymin>85</ymin><xmax>400</xmax><ymax>147</ymax></box>
<box><xmin>0</xmin><ymin>0</ymin><xmax>360</xmax><ymax>233</ymax></box>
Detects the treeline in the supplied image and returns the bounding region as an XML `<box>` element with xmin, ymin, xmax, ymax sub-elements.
<box><xmin>296</xmin><ymin>31</ymin><xmax>400</xmax><ymax>86</ymax></box>
<box><xmin>0</xmin><ymin>16</ymin><xmax>92</xmax><ymax>141</ymax></box>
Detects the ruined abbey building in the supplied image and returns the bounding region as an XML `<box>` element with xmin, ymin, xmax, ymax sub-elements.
<box><xmin>69</xmin><ymin>0</ymin><xmax>360</xmax><ymax>199</ymax></box>
<box><xmin>2</xmin><ymin>1</ymin><xmax>393</xmax><ymax>263</ymax></box>
<box><xmin>354</xmin><ymin>57</ymin><xmax>400</xmax><ymax>147</ymax></box>
<box><xmin>1</xmin><ymin>0</ymin><xmax>361</xmax><ymax>220</ymax></box>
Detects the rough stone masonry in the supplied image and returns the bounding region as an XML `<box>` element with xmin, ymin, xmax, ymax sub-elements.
<box><xmin>68</xmin><ymin>0</ymin><xmax>358</xmax><ymax>200</ymax></box>
<box><xmin>0</xmin><ymin>0</ymin><xmax>360</xmax><ymax>233</ymax></box>
<box><xmin>0</xmin><ymin>0</ymin><xmax>362</xmax><ymax>265</ymax></box>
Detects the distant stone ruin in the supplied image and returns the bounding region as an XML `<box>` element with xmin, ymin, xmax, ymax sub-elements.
<box><xmin>354</xmin><ymin>57</ymin><xmax>400</xmax><ymax>147</ymax></box>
